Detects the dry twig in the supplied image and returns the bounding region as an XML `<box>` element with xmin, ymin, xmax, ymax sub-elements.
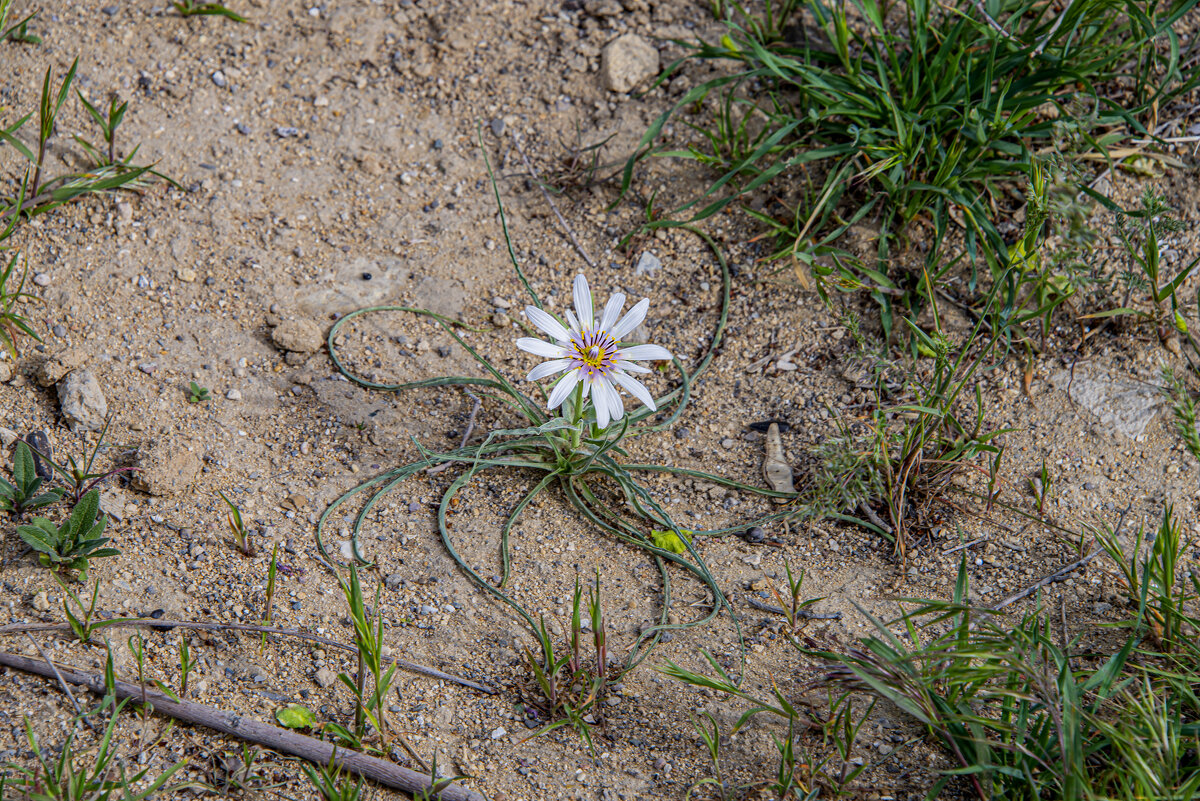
<box><xmin>0</xmin><ymin>649</ymin><xmax>487</xmax><ymax>801</ymax></box>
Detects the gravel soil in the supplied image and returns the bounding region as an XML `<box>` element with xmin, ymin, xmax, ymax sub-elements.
<box><xmin>0</xmin><ymin>1</ymin><xmax>1198</xmax><ymax>799</ymax></box>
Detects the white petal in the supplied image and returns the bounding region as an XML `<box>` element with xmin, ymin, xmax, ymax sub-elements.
<box><xmin>592</xmin><ymin>375</ymin><xmax>612</xmax><ymax>429</ymax></box>
<box><xmin>610</xmin><ymin>298</ymin><xmax>649</xmax><ymax>340</ymax></box>
<box><xmin>516</xmin><ymin>337</ymin><xmax>567</xmax><ymax>358</ymax></box>
<box><xmin>565</xmin><ymin>308</ymin><xmax>581</xmax><ymax>333</ymax></box>
<box><xmin>573</xmin><ymin>274</ymin><xmax>594</xmax><ymax>330</ymax></box>
<box><xmin>547</xmin><ymin>369</ymin><xmax>581</xmax><ymax>409</ymax></box>
<box><xmin>610</xmin><ymin>369</ymin><xmax>657</xmax><ymax>411</ymax></box>
<box><xmin>525</xmin><ymin>307</ymin><xmax>572</xmax><ymax>343</ymax></box>
<box><xmin>615</xmin><ymin>344</ymin><xmax>672</xmax><ymax>362</ymax></box>
<box><xmin>615</xmin><ymin>360</ymin><xmax>651</xmax><ymax>374</ymax></box>
<box><xmin>603</xmin><ymin>377</ymin><xmax>626</xmax><ymax>420</ymax></box>
<box><xmin>598</xmin><ymin>293</ymin><xmax>625</xmax><ymax>333</ymax></box>
<box><xmin>528</xmin><ymin>359</ymin><xmax>571</xmax><ymax>381</ymax></box>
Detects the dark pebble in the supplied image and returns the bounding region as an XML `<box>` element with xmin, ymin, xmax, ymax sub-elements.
<box><xmin>432</xmin><ymin>138</ymin><xmax>443</xmax><ymax>150</ymax></box>
<box><xmin>1083</xmin><ymin>482</ymin><xmax>1097</xmax><ymax>490</ymax></box>
<box><xmin>742</xmin><ymin>526</ymin><xmax>766</xmax><ymax>544</ymax></box>
<box><xmin>436</xmin><ymin>345</ymin><xmax>451</xmax><ymax>357</ymax></box>
<box><xmin>101</xmin><ymin>5</ymin><xmax>118</xmax><ymax>14</ymax></box>
<box><xmin>489</xmin><ymin>118</ymin><xmax>505</xmax><ymax>137</ymax></box>
<box><xmin>362</xmin><ymin>272</ymin><xmax>372</xmax><ymax>281</ymax></box>
<box><xmin>749</xmin><ymin>420</ymin><xmax>790</xmax><ymax>433</ymax></box>
<box><xmin>52</xmin><ymin>324</ymin><xmax>66</xmax><ymax>337</ymax></box>
<box><xmin>299</xmin><ymin>689</ymin><xmax>309</xmax><ymax>698</ymax></box>
<box><xmin>673</xmin><ymin>427</ymin><xmax>689</xmax><ymax>439</ymax></box>
<box><xmin>275</xmin><ymin>126</ymin><xmax>300</xmax><ymax>138</ymax></box>
<box><xmin>408</xmin><ymin>501</ymin><xmax>419</xmax><ymax>512</ymax></box>
<box><xmin>236</xmin><ymin>122</ymin><xmax>251</xmax><ymax>135</ymax></box>
<box><xmin>291</xmin><ymin>601</ymin><xmax>302</xmax><ymax>611</ymax></box>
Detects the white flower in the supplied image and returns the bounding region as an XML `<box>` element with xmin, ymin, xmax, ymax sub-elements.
<box><xmin>517</xmin><ymin>274</ymin><xmax>671</xmax><ymax>429</ymax></box>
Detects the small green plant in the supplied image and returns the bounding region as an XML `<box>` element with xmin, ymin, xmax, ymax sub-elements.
<box><xmin>1098</xmin><ymin>505</ymin><xmax>1192</xmax><ymax>653</ymax></box>
<box><xmin>521</xmin><ymin>574</ymin><xmax>614</xmax><ymax>752</ymax></box>
<box><xmin>187</xmin><ymin>381</ymin><xmax>211</xmax><ymax>403</ymax></box>
<box><xmin>219</xmin><ymin>490</ymin><xmax>255</xmax><ymax>555</ymax></box>
<box><xmin>17</xmin><ymin>489</ymin><xmax>118</xmax><ymax>580</ymax></box>
<box><xmin>768</xmin><ymin>560</ymin><xmax>823</xmax><ymax>636</ymax></box>
<box><xmin>0</xmin><ymin>0</ymin><xmax>39</xmax><ymax>43</ymax></box>
<box><xmin>55</xmin><ymin>574</ymin><xmax>127</xmax><ymax>644</ymax></box>
<box><xmin>1162</xmin><ymin>366</ymin><xmax>1200</xmax><ymax>463</ymax></box>
<box><xmin>73</xmin><ymin>92</ymin><xmax>128</xmax><ymax>169</ymax></box>
<box><xmin>0</xmin><ymin>440</ymin><xmax>64</xmax><ymax>517</ymax></box>
<box><xmin>31</xmin><ymin>416</ymin><xmax>137</xmax><ymax>504</ymax></box>
<box><xmin>1082</xmin><ymin>188</ymin><xmax>1200</xmax><ymax>336</ymax></box>
<box><xmin>3</xmin><ymin>701</ymin><xmax>192</xmax><ymax>800</ymax></box>
<box><xmin>260</xmin><ymin>542</ymin><xmax>278</xmax><ymax>652</ymax></box>
<box><xmin>329</xmin><ymin>564</ymin><xmax>398</xmax><ymax>750</ymax></box>
<box><xmin>0</xmin><ymin>251</ymin><xmax>42</xmax><ymax>359</ymax></box>
<box><xmin>663</xmin><ymin>649</ymin><xmax>868</xmax><ymax>798</ymax></box>
<box><xmin>178</xmin><ymin>634</ymin><xmax>198</xmax><ymax>698</ymax></box>
<box><xmin>1030</xmin><ymin>458</ymin><xmax>1052</xmax><ymax>517</ymax></box>
<box><xmin>413</xmin><ymin>753</ymin><xmax>469</xmax><ymax>801</ymax></box>
<box><xmin>172</xmin><ymin>0</ymin><xmax>247</xmax><ymax>22</ymax></box>
<box><xmin>301</xmin><ymin>755</ymin><xmax>365</xmax><ymax>801</ymax></box>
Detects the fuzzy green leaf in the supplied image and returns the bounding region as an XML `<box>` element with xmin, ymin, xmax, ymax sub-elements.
<box><xmin>275</xmin><ymin>704</ymin><xmax>317</xmax><ymax>729</ymax></box>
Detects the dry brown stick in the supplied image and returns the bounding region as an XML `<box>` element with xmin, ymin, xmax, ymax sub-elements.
<box><xmin>0</xmin><ymin>650</ymin><xmax>488</xmax><ymax>801</ymax></box>
<box><xmin>990</xmin><ymin>505</ymin><xmax>1131</xmax><ymax>612</ymax></box>
<box><xmin>25</xmin><ymin>633</ymin><xmax>94</xmax><ymax>730</ymax></box>
<box><xmin>0</xmin><ymin>619</ymin><xmax>495</xmax><ymax>695</ymax></box>
<box><xmin>510</xmin><ymin>132</ymin><xmax>597</xmax><ymax>270</ymax></box>
<box><xmin>942</xmin><ymin>536</ymin><xmax>988</xmax><ymax>555</ymax></box>
<box><xmin>990</xmin><ymin>548</ymin><xmax>1103</xmax><ymax>611</ymax></box>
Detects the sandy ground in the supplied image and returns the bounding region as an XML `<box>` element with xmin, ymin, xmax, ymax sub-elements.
<box><xmin>0</xmin><ymin>1</ymin><xmax>1198</xmax><ymax>799</ymax></box>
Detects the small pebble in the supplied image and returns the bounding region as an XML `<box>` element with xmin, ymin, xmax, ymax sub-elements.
<box><xmin>212</xmin><ymin>71</ymin><xmax>227</xmax><ymax>88</ymax></box>
<box><xmin>235</xmin><ymin>122</ymin><xmax>251</xmax><ymax>135</ymax></box>
<box><xmin>33</xmin><ymin>273</ymin><xmax>50</xmax><ymax>287</ymax></box>
<box><xmin>275</xmin><ymin>126</ymin><xmax>300</xmax><ymax>138</ymax></box>
<box><xmin>226</xmin><ymin>389</ymin><xmax>243</xmax><ymax>401</ymax></box>
<box><xmin>742</xmin><ymin>526</ymin><xmax>765</xmax><ymax>544</ymax></box>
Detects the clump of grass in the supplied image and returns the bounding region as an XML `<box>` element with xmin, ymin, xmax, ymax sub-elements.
<box><xmin>521</xmin><ymin>573</ymin><xmax>613</xmax><ymax>751</ymax></box>
<box><xmin>0</xmin><ymin>57</ymin><xmax>174</xmax><ymax>244</ymax></box>
<box><xmin>620</xmin><ymin>0</ymin><xmax>1198</xmax><ymax>331</ymax></box>
<box><xmin>1</xmin><ymin>699</ymin><xmax>192</xmax><ymax>800</ymax></box>
<box><xmin>798</xmin><ymin>282</ymin><xmax>1008</xmax><ymax>555</ymax></box>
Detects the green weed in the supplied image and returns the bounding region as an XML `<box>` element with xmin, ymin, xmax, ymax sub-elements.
<box><xmin>0</xmin><ymin>440</ymin><xmax>64</xmax><ymax>517</ymax></box>
<box><xmin>17</xmin><ymin>488</ymin><xmax>119</xmax><ymax>581</ymax></box>
<box><xmin>219</xmin><ymin>490</ymin><xmax>254</xmax><ymax>556</ymax></box>
<box><xmin>186</xmin><ymin>381</ymin><xmax>211</xmax><ymax>403</ymax></box>
<box><xmin>172</xmin><ymin>0</ymin><xmax>247</xmax><ymax>22</ymax></box>
<box><xmin>0</xmin><ymin>250</ymin><xmax>41</xmax><ymax>359</ymax></box>
<box><xmin>620</xmin><ymin>0</ymin><xmax>1197</xmax><ymax>332</ymax></box>
<box><xmin>1161</xmin><ymin>366</ymin><xmax>1200</xmax><ymax>462</ymax></box>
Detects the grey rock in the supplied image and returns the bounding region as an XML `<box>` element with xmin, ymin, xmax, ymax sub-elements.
<box><xmin>212</xmin><ymin>71</ymin><xmax>227</xmax><ymax>88</ymax></box>
<box><xmin>314</xmin><ymin>668</ymin><xmax>337</xmax><ymax>688</ymax></box>
<box><xmin>225</xmin><ymin>389</ymin><xmax>243</xmax><ymax>401</ymax></box>
<box><xmin>59</xmin><ymin>370</ymin><xmax>108</xmax><ymax>432</ymax></box>
<box><xmin>1048</xmin><ymin>366</ymin><xmax>1161</xmax><ymax>438</ymax></box>
<box><xmin>271</xmin><ymin>319</ymin><xmax>324</xmax><ymax>353</ymax></box>
<box><xmin>38</xmin><ymin>347</ymin><xmax>88</xmax><ymax>387</ymax></box>
<box><xmin>634</xmin><ymin>251</ymin><xmax>661</xmax><ymax>277</ymax></box>
<box><xmin>0</xmin><ymin>361</ymin><xmax>10</xmax><ymax>383</ymax></box>
<box><xmin>489</xmin><ymin>118</ymin><xmax>505</xmax><ymax>137</ymax></box>
<box><xmin>0</xmin><ymin>427</ymin><xmax>18</xmax><ymax>449</ymax></box>
<box><xmin>385</xmin><ymin>573</ymin><xmax>404</xmax><ymax>589</ymax></box>
<box><xmin>99</xmin><ymin>488</ymin><xmax>126</xmax><ymax>521</ymax></box>
<box><xmin>601</xmin><ymin>34</ymin><xmax>659</xmax><ymax>93</ymax></box>
<box><xmin>33</xmin><ymin>273</ymin><xmax>50</xmax><ymax>287</ymax></box>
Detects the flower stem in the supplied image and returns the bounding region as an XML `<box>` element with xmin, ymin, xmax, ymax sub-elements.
<box><xmin>569</xmin><ymin>381</ymin><xmax>585</xmax><ymax>451</ymax></box>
